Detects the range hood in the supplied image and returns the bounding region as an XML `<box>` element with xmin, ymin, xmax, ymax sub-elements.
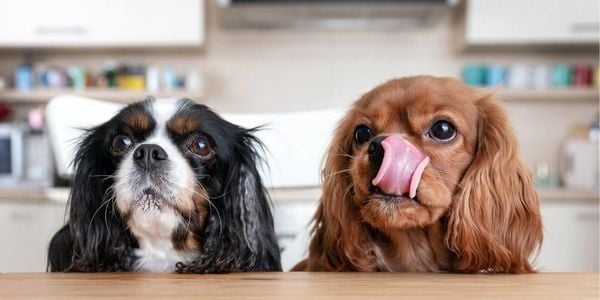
<box><xmin>218</xmin><ymin>0</ymin><xmax>458</xmax><ymax>29</ymax></box>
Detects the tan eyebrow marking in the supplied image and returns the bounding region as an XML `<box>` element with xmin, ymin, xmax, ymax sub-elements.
<box><xmin>168</xmin><ymin>115</ymin><xmax>201</xmax><ymax>136</ymax></box>
<box><xmin>123</xmin><ymin>111</ymin><xmax>152</xmax><ymax>132</ymax></box>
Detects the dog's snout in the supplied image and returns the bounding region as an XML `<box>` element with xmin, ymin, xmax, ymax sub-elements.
<box><xmin>133</xmin><ymin>144</ymin><xmax>168</xmax><ymax>169</ymax></box>
<box><xmin>368</xmin><ymin>136</ymin><xmax>386</xmax><ymax>169</ymax></box>
<box><xmin>371</xmin><ymin>134</ymin><xmax>429</xmax><ymax>198</ymax></box>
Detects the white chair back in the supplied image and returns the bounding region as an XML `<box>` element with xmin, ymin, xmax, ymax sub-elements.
<box><xmin>45</xmin><ymin>95</ymin><xmax>344</xmax><ymax>188</ymax></box>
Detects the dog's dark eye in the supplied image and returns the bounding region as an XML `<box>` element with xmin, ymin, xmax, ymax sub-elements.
<box><xmin>190</xmin><ymin>136</ymin><xmax>214</xmax><ymax>158</ymax></box>
<box><xmin>354</xmin><ymin>125</ymin><xmax>374</xmax><ymax>145</ymax></box>
<box><xmin>428</xmin><ymin>120</ymin><xmax>456</xmax><ymax>142</ymax></box>
<box><xmin>111</xmin><ymin>134</ymin><xmax>132</xmax><ymax>155</ymax></box>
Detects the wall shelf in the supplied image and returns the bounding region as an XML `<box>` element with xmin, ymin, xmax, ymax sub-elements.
<box><xmin>497</xmin><ymin>88</ymin><xmax>599</xmax><ymax>103</ymax></box>
<box><xmin>0</xmin><ymin>88</ymin><xmax>204</xmax><ymax>104</ymax></box>
<box><xmin>0</xmin><ymin>88</ymin><xmax>595</xmax><ymax>104</ymax></box>
<box><xmin>537</xmin><ymin>188</ymin><xmax>599</xmax><ymax>202</ymax></box>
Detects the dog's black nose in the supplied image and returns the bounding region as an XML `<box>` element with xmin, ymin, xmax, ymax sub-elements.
<box><xmin>368</xmin><ymin>136</ymin><xmax>386</xmax><ymax>169</ymax></box>
<box><xmin>133</xmin><ymin>144</ymin><xmax>168</xmax><ymax>169</ymax></box>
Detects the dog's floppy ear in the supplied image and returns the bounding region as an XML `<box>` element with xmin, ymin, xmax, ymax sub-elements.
<box><xmin>302</xmin><ymin>116</ymin><xmax>377</xmax><ymax>271</ymax></box>
<box><xmin>445</xmin><ymin>96</ymin><xmax>542</xmax><ymax>273</ymax></box>
<box><xmin>177</xmin><ymin>126</ymin><xmax>281</xmax><ymax>273</ymax></box>
<box><xmin>48</xmin><ymin>126</ymin><xmax>135</xmax><ymax>272</ymax></box>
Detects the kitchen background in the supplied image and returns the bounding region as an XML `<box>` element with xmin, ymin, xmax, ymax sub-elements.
<box><xmin>0</xmin><ymin>0</ymin><xmax>598</xmax><ymax>272</ymax></box>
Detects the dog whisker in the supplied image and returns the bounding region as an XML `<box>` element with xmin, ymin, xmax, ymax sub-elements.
<box><xmin>323</xmin><ymin>168</ymin><xmax>352</xmax><ymax>179</ymax></box>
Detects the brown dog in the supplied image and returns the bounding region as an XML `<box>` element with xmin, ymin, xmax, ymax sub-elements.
<box><xmin>294</xmin><ymin>76</ymin><xmax>542</xmax><ymax>273</ymax></box>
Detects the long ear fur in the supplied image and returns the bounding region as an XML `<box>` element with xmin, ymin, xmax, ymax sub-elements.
<box><xmin>303</xmin><ymin>117</ymin><xmax>377</xmax><ymax>271</ymax></box>
<box><xmin>47</xmin><ymin>127</ymin><xmax>136</xmax><ymax>272</ymax></box>
<box><xmin>446</xmin><ymin>96</ymin><xmax>543</xmax><ymax>273</ymax></box>
<box><xmin>177</xmin><ymin>128</ymin><xmax>281</xmax><ymax>273</ymax></box>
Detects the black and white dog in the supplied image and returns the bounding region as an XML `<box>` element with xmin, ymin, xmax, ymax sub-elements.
<box><xmin>48</xmin><ymin>98</ymin><xmax>281</xmax><ymax>273</ymax></box>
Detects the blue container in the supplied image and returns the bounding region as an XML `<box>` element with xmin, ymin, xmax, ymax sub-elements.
<box><xmin>462</xmin><ymin>64</ymin><xmax>487</xmax><ymax>86</ymax></box>
<box><xmin>14</xmin><ymin>64</ymin><xmax>34</xmax><ymax>91</ymax></box>
<box><xmin>485</xmin><ymin>65</ymin><xmax>507</xmax><ymax>86</ymax></box>
<box><xmin>67</xmin><ymin>66</ymin><xmax>86</xmax><ymax>90</ymax></box>
<box><xmin>551</xmin><ymin>64</ymin><xmax>572</xmax><ymax>87</ymax></box>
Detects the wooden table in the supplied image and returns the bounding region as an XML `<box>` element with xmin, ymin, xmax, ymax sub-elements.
<box><xmin>0</xmin><ymin>272</ymin><xmax>597</xmax><ymax>300</ymax></box>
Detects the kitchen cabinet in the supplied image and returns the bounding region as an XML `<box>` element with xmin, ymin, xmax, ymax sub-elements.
<box><xmin>0</xmin><ymin>201</ymin><xmax>65</xmax><ymax>272</ymax></box>
<box><xmin>465</xmin><ymin>0</ymin><xmax>599</xmax><ymax>45</ymax></box>
<box><xmin>278</xmin><ymin>195</ymin><xmax>600</xmax><ymax>272</ymax></box>
<box><xmin>0</xmin><ymin>0</ymin><xmax>205</xmax><ymax>48</ymax></box>
<box><xmin>272</xmin><ymin>197</ymin><xmax>318</xmax><ymax>252</ymax></box>
<box><xmin>536</xmin><ymin>200</ymin><xmax>599</xmax><ymax>272</ymax></box>
<box><xmin>0</xmin><ymin>194</ymin><xmax>598</xmax><ymax>272</ymax></box>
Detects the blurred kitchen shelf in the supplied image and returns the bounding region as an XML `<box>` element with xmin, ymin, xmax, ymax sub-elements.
<box><xmin>0</xmin><ymin>88</ymin><xmax>204</xmax><ymax>104</ymax></box>
<box><xmin>497</xmin><ymin>88</ymin><xmax>599</xmax><ymax>103</ymax></box>
<box><xmin>0</xmin><ymin>187</ymin><xmax>69</xmax><ymax>204</ymax></box>
<box><xmin>537</xmin><ymin>188</ymin><xmax>599</xmax><ymax>202</ymax></box>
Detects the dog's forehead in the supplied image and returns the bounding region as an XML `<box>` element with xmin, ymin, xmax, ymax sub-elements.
<box><xmin>118</xmin><ymin>98</ymin><xmax>180</xmax><ymax>130</ymax></box>
<box><xmin>358</xmin><ymin>78</ymin><xmax>480</xmax><ymax>130</ymax></box>
<box><xmin>121</xmin><ymin>98</ymin><xmax>202</xmax><ymax>134</ymax></box>
<box><xmin>149</xmin><ymin>98</ymin><xmax>182</xmax><ymax>126</ymax></box>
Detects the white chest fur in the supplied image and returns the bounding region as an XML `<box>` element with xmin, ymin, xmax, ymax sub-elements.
<box><xmin>128</xmin><ymin>209</ymin><xmax>195</xmax><ymax>272</ymax></box>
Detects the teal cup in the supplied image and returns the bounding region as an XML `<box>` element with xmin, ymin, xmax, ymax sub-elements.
<box><xmin>551</xmin><ymin>64</ymin><xmax>572</xmax><ymax>87</ymax></box>
<box><xmin>462</xmin><ymin>64</ymin><xmax>487</xmax><ymax>86</ymax></box>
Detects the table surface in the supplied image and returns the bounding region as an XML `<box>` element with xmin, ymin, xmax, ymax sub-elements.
<box><xmin>0</xmin><ymin>272</ymin><xmax>597</xmax><ymax>300</ymax></box>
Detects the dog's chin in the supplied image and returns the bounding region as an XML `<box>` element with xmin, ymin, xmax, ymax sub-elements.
<box><xmin>372</xmin><ymin>190</ymin><xmax>420</xmax><ymax>208</ymax></box>
<box><xmin>358</xmin><ymin>188</ymin><xmax>448</xmax><ymax>231</ymax></box>
<box><xmin>116</xmin><ymin>175</ymin><xmax>192</xmax><ymax>216</ymax></box>
<box><xmin>132</xmin><ymin>187</ymin><xmax>174</xmax><ymax>212</ymax></box>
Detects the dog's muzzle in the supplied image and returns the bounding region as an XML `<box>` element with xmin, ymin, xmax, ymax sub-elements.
<box><xmin>370</xmin><ymin>135</ymin><xmax>429</xmax><ymax>198</ymax></box>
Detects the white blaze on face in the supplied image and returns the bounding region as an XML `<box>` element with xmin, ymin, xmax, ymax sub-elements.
<box><xmin>115</xmin><ymin>98</ymin><xmax>196</xmax><ymax>215</ymax></box>
<box><xmin>113</xmin><ymin>98</ymin><xmax>198</xmax><ymax>272</ymax></box>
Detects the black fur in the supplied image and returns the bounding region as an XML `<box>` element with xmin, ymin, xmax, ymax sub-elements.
<box><xmin>47</xmin><ymin>99</ymin><xmax>281</xmax><ymax>273</ymax></box>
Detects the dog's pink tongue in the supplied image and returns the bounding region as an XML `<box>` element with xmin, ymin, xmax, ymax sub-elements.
<box><xmin>371</xmin><ymin>135</ymin><xmax>429</xmax><ymax>198</ymax></box>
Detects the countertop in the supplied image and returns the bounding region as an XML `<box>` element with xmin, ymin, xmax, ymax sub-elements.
<box><xmin>0</xmin><ymin>187</ymin><xmax>598</xmax><ymax>205</ymax></box>
<box><xmin>0</xmin><ymin>272</ymin><xmax>597</xmax><ymax>300</ymax></box>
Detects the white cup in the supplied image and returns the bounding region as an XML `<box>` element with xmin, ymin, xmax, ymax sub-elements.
<box><xmin>532</xmin><ymin>65</ymin><xmax>551</xmax><ymax>89</ymax></box>
<box><xmin>508</xmin><ymin>64</ymin><xmax>533</xmax><ymax>89</ymax></box>
<box><xmin>146</xmin><ymin>66</ymin><xmax>160</xmax><ymax>93</ymax></box>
